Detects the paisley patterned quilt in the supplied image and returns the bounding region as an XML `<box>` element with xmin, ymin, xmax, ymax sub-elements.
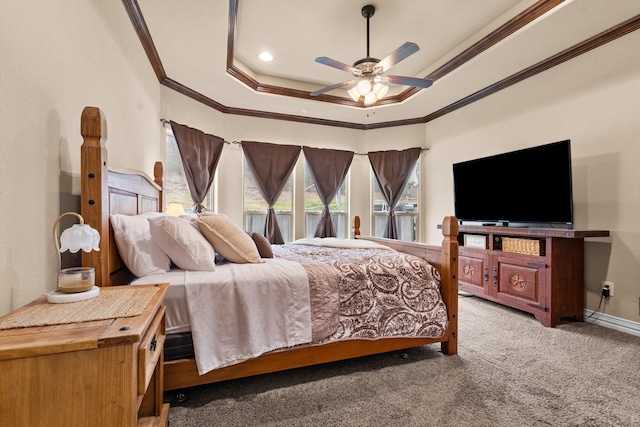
<box><xmin>273</xmin><ymin>243</ymin><xmax>449</xmax><ymax>342</ymax></box>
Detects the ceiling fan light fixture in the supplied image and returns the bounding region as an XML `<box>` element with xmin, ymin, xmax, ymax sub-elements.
<box><xmin>312</xmin><ymin>4</ymin><xmax>432</xmax><ymax>105</ymax></box>
<box><xmin>373</xmin><ymin>82</ymin><xmax>388</xmax><ymax>99</ymax></box>
<box><xmin>347</xmin><ymin>86</ymin><xmax>361</xmax><ymax>102</ymax></box>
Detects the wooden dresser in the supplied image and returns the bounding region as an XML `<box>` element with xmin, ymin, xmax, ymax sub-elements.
<box><xmin>0</xmin><ymin>283</ymin><xmax>169</xmax><ymax>427</ymax></box>
<box><xmin>457</xmin><ymin>226</ymin><xmax>609</xmax><ymax>327</ymax></box>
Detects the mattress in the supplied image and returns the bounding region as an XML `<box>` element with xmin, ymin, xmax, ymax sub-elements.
<box><xmin>132</xmin><ymin>270</ymin><xmax>192</xmax><ymax>334</ymax></box>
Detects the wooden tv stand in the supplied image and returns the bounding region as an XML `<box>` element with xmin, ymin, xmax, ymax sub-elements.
<box><xmin>457</xmin><ymin>225</ymin><xmax>609</xmax><ymax>327</ymax></box>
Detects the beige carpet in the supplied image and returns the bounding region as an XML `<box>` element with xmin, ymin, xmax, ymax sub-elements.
<box><xmin>166</xmin><ymin>295</ymin><xmax>640</xmax><ymax>426</ymax></box>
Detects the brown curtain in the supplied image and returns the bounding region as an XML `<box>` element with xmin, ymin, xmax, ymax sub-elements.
<box><xmin>242</xmin><ymin>141</ymin><xmax>301</xmax><ymax>244</ymax></box>
<box><xmin>303</xmin><ymin>146</ymin><xmax>353</xmax><ymax>238</ymax></box>
<box><xmin>170</xmin><ymin>121</ymin><xmax>225</xmax><ymax>213</ymax></box>
<box><xmin>368</xmin><ymin>147</ymin><xmax>421</xmax><ymax>239</ymax></box>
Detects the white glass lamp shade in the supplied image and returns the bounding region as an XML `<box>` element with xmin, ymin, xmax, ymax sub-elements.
<box><xmin>356</xmin><ymin>79</ymin><xmax>372</xmax><ymax>96</ymax></box>
<box><xmin>347</xmin><ymin>86</ymin><xmax>361</xmax><ymax>102</ymax></box>
<box><xmin>166</xmin><ymin>202</ymin><xmax>186</xmax><ymax>216</ymax></box>
<box><xmin>363</xmin><ymin>91</ymin><xmax>377</xmax><ymax>107</ymax></box>
<box><xmin>373</xmin><ymin>82</ymin><xmax>389</xmax><ymax>99</ymax></box>
<box><xmin>59</xmin><ymin>224</ymin><xmax>100</xmax><ymax>253</ymax></box>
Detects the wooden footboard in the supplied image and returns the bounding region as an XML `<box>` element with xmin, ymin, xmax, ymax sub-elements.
<box><xmin>79</xmin><ymin>106</ymin><xmax>459</xmax><ymax>392</ymax></box>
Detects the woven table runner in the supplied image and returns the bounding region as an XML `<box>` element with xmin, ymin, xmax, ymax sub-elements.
<box><xmin>0</xmin><ymin>286</ymin><xmax>159</xmax><ymax>330</ymax></box>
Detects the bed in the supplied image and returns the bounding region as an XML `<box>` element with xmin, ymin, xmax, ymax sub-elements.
<box><xmin>79</xmin><ymin>106</ymin><xmax>459</xmax><ymax>391</ymax></box>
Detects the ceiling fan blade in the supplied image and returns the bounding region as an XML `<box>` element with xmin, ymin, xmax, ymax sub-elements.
<box><xmin>315</xmin><ymin>57</ymin><xmax>358</xmax><ymax>74</ymax></box>
<box><xmin>378</xmin><ymin>42</ymin><xmax>420</xmax><ymax>71</ymax></box>
<box><xmin>386</xmin><ymin>75</ymin><xmax>433</xmax><ymax>89</ymax></box>
<box><xmin>310</xmin><ymin>80</ymin><xmax>356</xmax><ymax>96</ymax></box>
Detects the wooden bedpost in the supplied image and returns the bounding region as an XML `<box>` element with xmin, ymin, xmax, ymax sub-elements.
<box><xmin>80</xmin><ymin>106</ymin><xmax>109</xmax><ymax>287</ymax></box>
<box><xmin>440</xmin><ymin>216</ymin><xmax>459</xmax><ymax>355</ymax></box>
<box><xmin>154</xmin><ymin>161</ymin><xmax>163</xmax><ymax>211</ymax></box>
<box><xmin>353</xmin><ymin>215</ymin><xmax>361</xmax><ymax>238</ymax></box>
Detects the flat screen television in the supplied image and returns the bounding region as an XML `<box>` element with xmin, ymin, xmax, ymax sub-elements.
<box><xmin>452</xmin><ymin>140</ymin><xmax>573</xmax><ymax>227</ymax></box>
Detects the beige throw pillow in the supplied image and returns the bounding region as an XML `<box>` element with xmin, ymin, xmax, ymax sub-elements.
<box><xmin>197</xmin><ymin>215</ymin><xmax>262</xmax><ymax>264</ymax></box>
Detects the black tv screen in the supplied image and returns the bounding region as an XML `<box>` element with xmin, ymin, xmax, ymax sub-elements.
<box><xmin>452</xmin><ymin>140</ymin><xmax>573</xmax><ymax>227</ymax></box>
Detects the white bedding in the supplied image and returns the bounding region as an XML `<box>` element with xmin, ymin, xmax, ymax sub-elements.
<box><xmin>133</xmin><ymin>270</ymin><xmax>191</xmax><ymax>333</ymax></box>
<box><xmin>287</xmin><ymin>237</ymin><xmax>392</xmax><ymax>250</ymax></box>
<box><xmin>134</xmin><ymin>258</ymin><xmax>312</xmax><ymax>375</ymax></box>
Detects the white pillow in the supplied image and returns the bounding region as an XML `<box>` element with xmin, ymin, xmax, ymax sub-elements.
<box><xmin>196</xmin><ymin>215</ymin><xmax>262</xmax><ymax>264</ymax></box>
<box><xmin>110</xmin><ymin>214</ymin><xmax>171</xmax><ymax>277</ymax></box>
<box><xmin>148</xmin><ymin>215</ymin><xmax>217</xmax><ymax>271</ymax></box>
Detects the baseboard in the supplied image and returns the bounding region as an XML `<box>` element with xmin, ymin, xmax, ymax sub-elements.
<box><xmin>584</xmin><ymin>310</ymin><xmax>640</xmax><ymax>337</ymax></box>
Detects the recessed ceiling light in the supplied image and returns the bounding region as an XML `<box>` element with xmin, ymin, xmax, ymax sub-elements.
<box><xmin>258</xmin><ymin>51</ymin><xmax>274</xmax><ymax>62</ymax></box>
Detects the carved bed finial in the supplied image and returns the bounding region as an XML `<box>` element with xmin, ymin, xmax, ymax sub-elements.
<box><xmin>80</xmin><ymin>106</ymin><xmax>107</xmax><ymax>145</ymax></box>
<box><xmin>353</xmin><ymin>215</ymin><xmax>361</xmax><ymax>237</ymax></box>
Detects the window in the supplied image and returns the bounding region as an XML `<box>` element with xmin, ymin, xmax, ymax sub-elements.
<box><xmin>304</xmin><ymin>165</ymin><xmax>348</xmax><ymax>238</ymax></box>
<box><xmin>243</xmin><ymin>156</ymin><xmax>293</xmax><ymax>243</ymax></box>
<box><xmin>164</xmin><ymin>131</ymin><xmax>215</xmax><ymax>212</ymax></box>
<box><xmin>372</xmin><ymin>162</ymin><xmax>419</xmax><ymax>241</ymax></box>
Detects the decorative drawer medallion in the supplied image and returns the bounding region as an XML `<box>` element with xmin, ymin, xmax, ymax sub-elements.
<box><xmin>497</xmin><ymin>262</ymin><xmax>538</xmax><ymax>301</ymax></box>
<box><xmin>459</xmin><ymin>255</ymin><xmax>485</xmax><ymax>288</ymax></box>
<box><xmin>509</xmin><ymin>273</ymin><xmax>527</xmax><ymax>291</ymax></box>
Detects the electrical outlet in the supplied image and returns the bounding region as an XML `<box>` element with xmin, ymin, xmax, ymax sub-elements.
<box><xmin>602</xmin><ymin>281</ymin><xmax>614</xmax><ymax>297</ymax></box>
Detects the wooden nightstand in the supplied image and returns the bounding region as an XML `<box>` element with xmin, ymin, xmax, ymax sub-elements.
<box><xmin>0</xmin><ymin>283</ymin><xmax>169</xmax><ymax>427</ymax></box>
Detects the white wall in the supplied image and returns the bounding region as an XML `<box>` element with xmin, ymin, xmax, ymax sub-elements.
<box><xmin>0</xmin><ymin>1</ymin><xmax>162</xmax><ymax>315</ymax></box>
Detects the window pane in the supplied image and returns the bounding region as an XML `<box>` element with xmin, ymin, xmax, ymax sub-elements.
<box><xmin>164</xmin><ymin>131</ymin><xmax>214</xmax><ymax>212</ymax></box>
<box><xmin>243</xmin><ymin>157</ymin><xmax>269</xmax><ymax>211</ymax></box>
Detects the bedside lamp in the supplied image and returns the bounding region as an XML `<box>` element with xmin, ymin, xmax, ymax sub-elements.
<box><xmin>166</xmin><ymin>202</ymin><xmax>186</xmax><ymax>216</ymax></box>
<box><xmin>46</xmin><ymin>212</ymin><xmax>101</xmax><ymax>304</ymax></box>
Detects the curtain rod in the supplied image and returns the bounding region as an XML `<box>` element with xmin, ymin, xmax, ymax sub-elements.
<box><xmin>160</xmin><ymin>118</ymin><xmax>429</xmax><ymax>154</ymax></box>
<box><xmin>161</xmin><ymin>118</ymin><xmax>239</xmax><ymax>145</ymax></box>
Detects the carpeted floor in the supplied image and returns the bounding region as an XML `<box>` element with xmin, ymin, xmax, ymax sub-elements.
<box><xmin>165</xmin><ymin>295</ymin><xmax>640</xmax><ymax>426</ymax></box>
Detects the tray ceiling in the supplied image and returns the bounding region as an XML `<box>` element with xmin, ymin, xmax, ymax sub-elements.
<box><xmin>130</xmin><ymin>0</ymin><xmax>640</xmax><ymax>129</ymax></box>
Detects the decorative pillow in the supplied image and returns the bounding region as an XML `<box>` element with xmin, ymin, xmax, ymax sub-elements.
<box><xmin>148</xmin><ymin>215</ymin><xmax>217</xmax><ymax>271</ymax></box>
<box><xmin>196</xmin><ymin>215</ymin><xmax>262</xmax><ymax>264</ymax></box>
<box><xmin>110</xmin><ymin>214</ymin><xmax>171</xmax><ymax>277</ymax></box>
<box><xmin>250</xmin><ymin>232</ymin><xmax>273</xmax><ymax>258</ymax></box>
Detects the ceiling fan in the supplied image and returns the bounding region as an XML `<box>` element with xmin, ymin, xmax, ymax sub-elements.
<box><xmin>310</xmin><ymin>4</ymin><xmax>433</xmax><ymax>106</ymax></box>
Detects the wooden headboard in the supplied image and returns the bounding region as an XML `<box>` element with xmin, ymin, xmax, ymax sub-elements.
<box><xmin>80</xmin><ymin>106</ymin><xmax>164</xmax><ymax>286</ymax></box>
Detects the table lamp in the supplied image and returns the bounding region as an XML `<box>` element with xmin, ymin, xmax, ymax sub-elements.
<box><xmin>166</xmin><ymin>201</ymin><xmax>186</xmax><ymax>216</ymax></box>
<box><xmin>46</xmin><ymin>212</ymin><xmax>101</xmax><ymax>304</ymax></box>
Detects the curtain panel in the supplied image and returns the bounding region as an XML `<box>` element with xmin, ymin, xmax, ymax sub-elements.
<box><xmin>170</xmin><ymin>121</ymin><xmax>225</xmax><ymax>213</ymax></box>
<box><xmin>368</xmin><ymin>147</ymin><xmax>421</xmax><ymax>239</ymax></box>
<box><xmin>242</xmin><ymin>141</ymin><xmax>301</xmax><ymax>244</ymax></box>
<box><xmin>303</xmin><ymin>146</ymin><xmax>354</xmax><ymax>238</ymax></box>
